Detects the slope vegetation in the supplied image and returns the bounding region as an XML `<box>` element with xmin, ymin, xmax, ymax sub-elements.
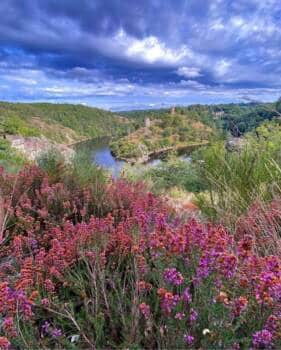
<box><xmin>0</xmin><ymin>102</ymin><xmax>131</xmax><ymax>144</ymax></box>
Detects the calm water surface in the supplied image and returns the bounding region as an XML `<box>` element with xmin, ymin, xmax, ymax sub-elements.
<box><xmin>76</xmin><ymin>138</ymin><xmax>190</xmax><ymax>178</ymax></box>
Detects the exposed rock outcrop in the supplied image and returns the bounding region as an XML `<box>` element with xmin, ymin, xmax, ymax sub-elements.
<box><xmin>7</xmin><ymin>135</ymin><xmax>75</xmax><ymax>162</ymax></box>
<box><xmin>225</xmin><ymin>137</ymin><xmax>248</xmax><ymax>152</ymax></box>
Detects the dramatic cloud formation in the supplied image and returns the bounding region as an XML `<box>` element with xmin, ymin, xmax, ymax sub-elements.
<box><xmin>0</xmin><ymin>0</ymin><xmax>280</xmax><ymax>110</ymax></box>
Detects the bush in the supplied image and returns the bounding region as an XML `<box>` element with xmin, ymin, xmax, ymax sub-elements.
<box><xmin>36</xmin><ymin>148</ymin><xmax>66</xmax><ymax>181</ymax></box>
<box><xmin>194</xmin><ymin>123</ymin><xmax>281</xmax><ymax>227</ymax></box>
<box><xmin>0</xmin><ymin>138</ymin><xmax>26</xmax><ymax>173</ymax></box>
<box><xmin>125</xmin><ymin>159</ymin><xmax>206</xmax><ymax>195</ymax></box>
<box><xmin>0</xmin><ymin>165</ymin><xmax>280</xmax><ymax>349</ymax></box>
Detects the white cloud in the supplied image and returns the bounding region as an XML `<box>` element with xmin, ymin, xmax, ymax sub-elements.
<box><xmin>230</xmin><ymin>16</ymin><xmax>244</xmax><ymax>28</ymax></box>
<box><xmin>125</xmin><ymin>36</ymin><xmax>189</xmax><ymax>65</ymax></box>
<box><xmin>210</xmin><ymin>20</ymin><xmax>225</xmax><ymax>31</ymax></box>
<box><xmin>215</xmin><ymin>59</ymin><xmax>232</xmax><ymax>77</ymax></box>
<box><xmin>179</xmin><ymin>80</ymin><xmax>207</xmax><ymax>90</ymax></box>
<box><xmin>177</xmin><ymin>66</ymin><xmax>202</xmax><ymax>78</ymax></box>
<box><xmin>93</xmin><ymin>29</ymin><xmax>195</xmax><ymax>66</ymax></box>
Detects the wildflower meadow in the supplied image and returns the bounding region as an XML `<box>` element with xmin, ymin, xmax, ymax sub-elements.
<box><xmin>0</xmin><ymin>164</ymin><xmax>280</xmax><ymax>349</ymax></box>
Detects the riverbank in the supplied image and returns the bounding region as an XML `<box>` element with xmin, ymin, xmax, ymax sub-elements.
<box><xmin>112</xmin><ymin>141</ymin><xmax>209</xmax><ymax>164</ymax></box>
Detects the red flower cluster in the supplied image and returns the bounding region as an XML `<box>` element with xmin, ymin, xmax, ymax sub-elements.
<box><xmin>0</xmin><ymin>165</ymin><xmax>280</xmax><ymax>349</ymax></box>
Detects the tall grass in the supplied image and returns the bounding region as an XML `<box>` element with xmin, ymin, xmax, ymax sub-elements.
<box><xmin>195</xmin><ymin>136</ymin><xmax>281</xmax><ymax>228</ymax></box>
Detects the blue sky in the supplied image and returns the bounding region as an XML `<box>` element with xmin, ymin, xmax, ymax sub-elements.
<box><xmin>0</xmin><ymin>0</ymin><xmax>281</xmax><ymax>110</ymax></box>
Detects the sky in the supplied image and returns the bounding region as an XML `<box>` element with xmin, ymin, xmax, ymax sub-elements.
<box><xmin>0</xmin><ymin>0</ymin><xmax>281</xmax><ymax>111</ymax></box>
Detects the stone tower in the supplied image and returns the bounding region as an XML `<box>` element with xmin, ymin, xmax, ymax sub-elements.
<box><xmin>145</xmin><ymin>117</ymin><xmax>151</xmax><ymax>128</ymax></box>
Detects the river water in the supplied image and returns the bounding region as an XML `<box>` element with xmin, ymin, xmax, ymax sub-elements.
<box><xmin>75</xmin><ymin>138</ymin><xmax>191</xmax><ymax>178</ymax></box>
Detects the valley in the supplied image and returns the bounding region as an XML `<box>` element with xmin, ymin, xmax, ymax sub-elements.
<box><xmin>0</xmin><ymin>99</ymin><xmax>281</xmax><ymax>349</ymax></box>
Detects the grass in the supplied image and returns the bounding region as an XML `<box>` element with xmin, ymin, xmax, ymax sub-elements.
<box><xmin>194</xmin><ymin>122</ymin><xmax>281</xmax><ymax>227</ymax></box>
<box><xmin>0</xmin><ymin>138</ymin><xmax>26</xmax><ymax>173</ymax></box>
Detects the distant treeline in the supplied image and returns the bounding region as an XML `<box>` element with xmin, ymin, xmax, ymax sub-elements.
<box><xmin>121</xmin><ymin>100</ymin><xmax>281</xmax><ymax>136</ymax></box>
<box><xmin>0</xmin><ymin>102</ymin><xmax>133</xmax><ymax>143</ymax></box>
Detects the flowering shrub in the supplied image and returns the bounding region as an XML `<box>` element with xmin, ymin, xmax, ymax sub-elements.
<box><xmin>236</xmin><ymin>198</ymin><xmax>281</xmax><ymax>256</ymax></box>
<box><xmin>0</xmin><ymin>165</ymin><xmax>280</xmax><ymax>349</ymax></box>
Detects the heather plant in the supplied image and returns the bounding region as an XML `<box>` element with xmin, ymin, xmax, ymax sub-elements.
<box><xmin>0</xmin><ymin>165</ymin><xmax>280</xmax><ymax>349</ymax></box>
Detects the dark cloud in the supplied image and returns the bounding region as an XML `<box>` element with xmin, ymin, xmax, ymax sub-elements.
<box><xmin>0</xmin><ymin>0</ymin><xmax>280</xmax><ymax>109</ymax></box>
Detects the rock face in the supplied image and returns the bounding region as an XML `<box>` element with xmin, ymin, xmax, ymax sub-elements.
<box><xmin>225</xmin><ymin>137</ymin><xmax>248</xmax><ymax>152</ymax></box>
<box><xmin>7</xmin><ymin>135</ymin><xmax>75</xmax><ymax>162</ymax></box>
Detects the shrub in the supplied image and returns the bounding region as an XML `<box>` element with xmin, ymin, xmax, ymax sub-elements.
<box><xmin>0</xmin><ymin>139</ymin><xmax>26</xmax><ymax>173</ymax></box>
<box><xmin>194</xmin><ymin>130</ymin><xmax>281</xmax><ymax>227</ymax></box>
<box><xmin>124</xmin><ymin>159</ymin><xmax>206</xmax><ymax>195</ymax></box>
<box><xmin>0</xmin><ymin>165</ymin><xmax>280</xmax><ymax>349</ymax></box>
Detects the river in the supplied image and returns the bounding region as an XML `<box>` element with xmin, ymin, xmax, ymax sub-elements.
<box><xmin>75</xmin><ymin>138</ymin><xmax>191</xmax><ymax>178</ymax></box>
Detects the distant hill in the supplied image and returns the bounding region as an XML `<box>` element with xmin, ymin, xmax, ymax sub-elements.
<box><xmin>0</xmin><ymin>102</ymin><xmax>132</xmax><ymax>145</ymax></box>
<box><xmin>110</xmin><ymin>108</ymin><xmax>217</xmax><ymax>162</ymax></box>
<box><xmin>121</xmin><ymin>102</ymin><xmax>281</xmax><ymax>137</ymax></box>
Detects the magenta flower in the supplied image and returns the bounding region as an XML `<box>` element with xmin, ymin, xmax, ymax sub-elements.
<box><xmin>51</xmin><ymin>328</ymin><xmax>62</xmax><ymax>338</ymax></box>
<box><xmin>252</xmin><ymin>329</ymin><xmax>273</xmax><ymax>348</ymax></box>
<box><xmin>189</xmin><ymin>308</ymin><xmax>198</xmax><ymax>323</ymax></box>
<box><xmin>163</xmin><ymin>267</ymin><xmax>184</xmax><ymax>286</ymax></box>
<box><xmin>41</xmin><ymin>321</ymin><xmax>51</xmax><ymax>335</ymax></box>
<box><xmin>139</xmin><ymin>302</ymin><xmax>151</xmax><ymax>319</ymax></box>
<box><xmin>184</xmin><ymin>334</ymin><xmax>194</xmax><ymax>345</ymax></box>
<box><xmin>175</xmin><ymin>312</ymin><xmax>185</xmax><ymax>320</ymax></box>
<box><xmin>182</xmin><ymin>287</ymin><xmax>192</xmax><ymax>304</ymax></box>
<box><xmin>159</xmin><ymin>292</ymin><xmax>180</xmax><ymax>314</ymax></box>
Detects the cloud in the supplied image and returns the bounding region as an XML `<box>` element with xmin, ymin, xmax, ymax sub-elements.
<box><xmin>177</xmin><ymin>66</ymin><xmax>202</xmax><ymax>78</ymax></box>
<box><xmin>123</xmin><ymin>33</ymin><xmax>190</xmax><ymax>65</ymax></box>
<box><xmin>0</xmin><ymin>0</ymin><xmax>280</xmax><ymax>109</ymax></box>
<box><xmin>214</xmin><ymin>59</ymin><xmax>232</xmax><ymax>77</ymax></box>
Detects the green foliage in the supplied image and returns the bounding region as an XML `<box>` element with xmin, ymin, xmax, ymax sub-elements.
<box><xmin>0</xmin><ymin>114</ymin><xmax>39</xmax><ymax>136</ymax></box>
<box><xmin>110</xmin><ymin>140</ymin><xmax>144</xmax><ymax>159</ymax></box>
<box><xmin>0</xmin><ymin>138</ymin><xmax>26</xmax><ymax>172</ymax></box>
<box><xmin>194</xmin><ymin>121</ymin><xmax>281</xmax><ymax>226</ymax></box>
<box><xmin>71</xmin><ymin>150</ymin><xmax>107</xmax><ymax>188</ymax></box>
<box><xmin>122</xmin><ymin>102</ymin><xmax>281</xmax><ymax>137</ymax></box>
<box><xmin>36</xmin><ymin>148</ymin><xmax>67</xmax><ymax>181</ymax></box>
<box><xmin>111</xmin><ymin>110</ymin><xmax>216</xmax><ymax>160</ymax></box>
<box><xmin>216</xmin><ymin>102</ymin><xmax>279</xmax><ymax>136</ymax></box>
<box><xmin>124</xmin><ymin>158</ymin><xmax>206</xmax><ymax>194</ymax></box>
<box><xmin>0</xmin><ymin>102</ymin><xmax>133</xmax><ymax>143</ymax></box>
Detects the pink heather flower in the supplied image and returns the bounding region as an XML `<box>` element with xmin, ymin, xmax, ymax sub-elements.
<box><xmin>265</xmin><ymin>315</ymin><xmax>279</xmax><ymax>333</ymax></box>
<box><xmin>184</xmin><ymin>334</ymin><xmax>194</xmax><ymax>345</ymax></box>
<box><xmin>160</xmin><ymin>292</ymin><xmax>180</xmax><ymax>315</ymax></box>
<box><xmin>139</xmin><ymin>302</ymin><xmax>151</xmax><ymax>319</ymax></box>
<box><xmin>269</xmin><ymin>282</ymin><xmax>281</xmax><ymax>302</ymax></box>
<box><xmin>163</xmin><ymin>267</ymin><xmax>184</xmax><ymax>286</ymax></box>
<box><xmin>219</xmin><ymin>253</ymin><xmax>237</xmax><ymax>279</ymax></box>
<box><xmin>232</xmin><ymin>296</ymin><xmax>248</xmax><ymax>317</ymax></box>
<box><xmin>41</xmin><ymin>298</ymin><xmax>50</xmax><ymax>306</ymax></box>
<box><xmin>0</xmin><ymin>337</ymin><xmax>10</xmax><ymax>350</ymax></box>
<box><xmin>189</xmin><ymin>308</ymin><xmax>198</xmax><ymax>323</ymax></box>
<box><xmin>51</xmin><ymin>328</ymin><xmax>62</xmax><ymax>338</ymax></box>
<box><xmin>215</xmin><ymin>277</ymin><xmax>222</xmax><ymax>289</ymax></box>
<box><xmin>44</xmin><ymin>279</ymin><xmax>55</xmax><ymax>293</ymax></box>
<box><xmin>2</xmin><ymin>317</ymin><xmax>16</xmax><ymax>337</ymax></box>
<box><xmin>252</xmin><ymin>329</ymin><xmax>273</xmax><ymax>348</ymax></box>
<box><xmin>175</xmin><ymin>312</ymin><xmax>185</xmax><ymax>320</ymax></box>
<box><xmin>182</xmin><ymin>287</ymin><xmax>192</xmax><ymax>304</ymax></box>
<box><xmin>41</xmin><ymin>321</ymin><xmax>51</xmax><ymax>335</ymax></box>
